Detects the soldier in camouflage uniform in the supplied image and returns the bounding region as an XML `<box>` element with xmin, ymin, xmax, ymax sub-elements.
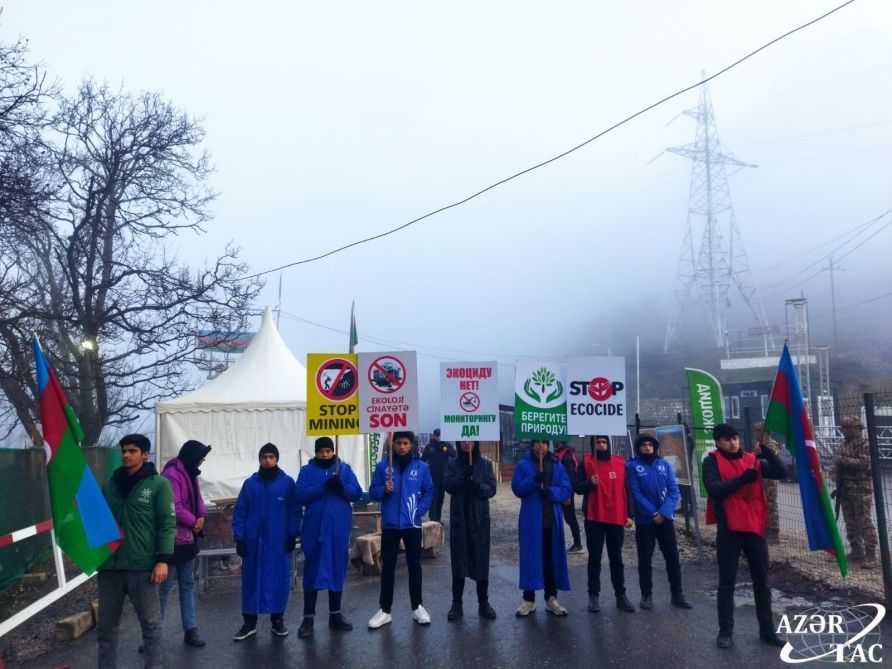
<box><xmin>834</xmin><ymin>416</ymin><xmax>878</xmax><ymax>568</ymax></box>
<box><xmin>754</xmin><ymin>423</ymin><xmax>781</xmax><ymax>544</ymax></box>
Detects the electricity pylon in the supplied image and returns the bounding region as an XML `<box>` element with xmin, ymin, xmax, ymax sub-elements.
<box><xmin>663</xmin><ymin>77</ymin><xmax>771</xmax><ymax>352</ymax></box>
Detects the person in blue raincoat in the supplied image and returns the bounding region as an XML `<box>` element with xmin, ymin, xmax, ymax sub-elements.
<box><xmin>367</xmin><ymin>431</ymin><xmax>435</xmax><ymax>630</ymax></box>
<box><xmin>231</xmin><ymin>443</ymin><xmax>302</xmax><ymax>641</ymax></box>
<box><xmin>294</xmin><ymin>436</ymin><xmax>363</xmax><ymax>639</ymax></box>
<box><xmin>512</xmin><ymin>438</ymin><xmax>572</xmax><ymax>617</ymax></box>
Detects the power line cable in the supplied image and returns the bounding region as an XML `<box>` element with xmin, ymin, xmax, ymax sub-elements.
<box><xmin>278</xmin><ymin>310</ymin><xmax>525</xmax><ymax>360</ymax></box>
<box><xmin>754</xmin><ymin>209</ymin><xmax>890</xmax><ymax>272</ymax></box>
<box><xmin>242</xmin><ymin>0</ymin><xmax>857</xmax><ymax>281</ymax></box>
<box><xmin>759</xmin><ymin>207</ymin><xmax>892</xmax><ymax>292</ymax></box>
<box><xmin>741</xmin><ymin>118</ymin><xmax>892</xmax><ymax>146</ymax></box>
<box><xmin>811</xmin><ymin>291</ymin><xmax>892</xmax><ymax>317</ymax></box>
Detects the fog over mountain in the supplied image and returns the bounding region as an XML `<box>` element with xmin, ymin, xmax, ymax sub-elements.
<box><xmin>3</xmin><ymin>0</ymin><xmax>890</xmax><ymax>430</ymax></box>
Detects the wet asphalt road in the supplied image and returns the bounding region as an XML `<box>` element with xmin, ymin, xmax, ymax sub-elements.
<box><xmin>24</xmin><ymin>555</ymin><xmax>842</xmax><ymax>669</ymax></box>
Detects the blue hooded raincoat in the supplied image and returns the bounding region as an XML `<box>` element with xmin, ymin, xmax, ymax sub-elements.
<box><xmin>232</xmin><ymin>469</ymin><xmax>301</xmax><ymax>614</ymax></box>
<box><xmin>512</xmin><ymin>449</ymin><xmax>572</xmax><ymax>591</ymax></box>
<box><xmin>295</xmin><ymin>459</ymin><xmax>363</xmax><ymax>592</ymax></box>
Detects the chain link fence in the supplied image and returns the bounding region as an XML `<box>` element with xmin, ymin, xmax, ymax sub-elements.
<box><xmin>651</xmin><ymin>391</ymin><xmax>892</xmax><ymax>605</ymax></box>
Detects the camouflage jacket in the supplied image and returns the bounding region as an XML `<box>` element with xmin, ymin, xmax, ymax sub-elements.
<box><xmin>834</xmin><ymin>437</ymin><xmax>872</xmax><ymax>486</ymax></box>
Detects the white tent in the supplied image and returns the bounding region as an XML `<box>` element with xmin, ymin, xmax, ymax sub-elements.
<box><xmin>154</xmin><ymin>307</ymin><xmax>368</xmax><ymax>502</ymax></box>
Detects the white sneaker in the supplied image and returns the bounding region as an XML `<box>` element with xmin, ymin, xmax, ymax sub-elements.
<box><xmin>546</xmin><ymin>596</ymin><xmax>568</xmax><ymax>616</ymax></box>
<box><xmin>412</xmin><ymin>605</ymin><xmax>431</xmax><ymax>625</ymax></box>
<box><xmin>515</xmin><ymin>600</ymin><xmax>536</xmax><ymax>617</ymax></box>
<box><xmin>368</xmin><ymin>609</ymin><xmax>392</xmax><ymax>629</ymax></box>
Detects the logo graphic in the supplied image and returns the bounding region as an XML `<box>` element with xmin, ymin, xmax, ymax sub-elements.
<box><xmin>406</xmin><ymin>494</ymin><xmax>420</xmax><ymax>528</ymax></box>
<box><xmin>460</xmin><ymin>391</ymin><xmax>480</xmax><ymax>413</ymax></box>
<box><xmin>588</xmin><ymin>377</ymin><xmax>615</xmax><ymax>401</ymax></box>
<box><xmin>523</xmin><ymin>367</ymin><xmax>564</xmax><ymax>407</ymax></box>
<box><xmin>139</xmin><ymin>488</ymin><xmax>153</xmax><ymax>502</ymax></box>
<box><xmin>778</xmin><ymin>604</ymin><xmax>884</xmax><ymax>664</ymax></box>
<box><xmin>368</xmin><ymin>356</ymin><xmax>406</xmax><ymax>394</ymax></box>
<box><xmin>608</xmin><ymin>471</ymin><xmax>617</xmax><ymax>479</ymax></box>
<box><xmin>316</xmin><ymin>358</ymin><xmax>358</xmax><ymax>401</ymax></box>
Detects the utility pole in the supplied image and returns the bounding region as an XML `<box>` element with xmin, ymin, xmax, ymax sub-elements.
<box><xmin>828</xmin><ymin>255</ymin><xmax>838</xmax><ymax>350</ymax></box>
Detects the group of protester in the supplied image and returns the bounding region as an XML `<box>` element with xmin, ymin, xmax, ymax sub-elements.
<box><xmin>100</xmin><ymin>415</ymin><xmax>880</xmax><ymax>667</ymax></box>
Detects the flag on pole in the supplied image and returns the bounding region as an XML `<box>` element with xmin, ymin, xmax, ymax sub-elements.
<box><xmin>32</xmin><ymin>337</ymin><xmax>121</xmax><ymax>575</ymax></box>
<box><xmin>348</xmin><ymin>300</ymin><xmax>358</xmax><ymax>353</ymax></box>
<box><xmin>764</xmin><ymin>343</ymin><xmax>847</xmax><ymax>577</ymax></box>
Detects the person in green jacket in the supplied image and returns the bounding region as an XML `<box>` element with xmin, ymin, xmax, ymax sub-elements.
<box><xmin>97</xmin><ymin>434</ymin><xmax>175</xmax><ymax>669</ymax></box>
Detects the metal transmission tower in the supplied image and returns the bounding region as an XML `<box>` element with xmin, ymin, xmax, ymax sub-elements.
<box><xmin>663</xmin><ymin>78</ymin><xmax>772</xmax><ymax>352</ymax></box>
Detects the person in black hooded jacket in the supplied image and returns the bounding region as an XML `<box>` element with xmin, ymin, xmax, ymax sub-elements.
<box><xmin>442</xmin><ymin>440</ymin><xmax>498</xmax><ymax>621</ymax></box>
<box><xmin>422</xmin><ymin>429</ymin><xmax>455</xmax><ymax>522</ymax></box>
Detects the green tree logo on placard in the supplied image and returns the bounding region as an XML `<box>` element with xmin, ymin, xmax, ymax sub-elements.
<box><xmin>524</xmin><ymin>367</ymin><xmax>563</xmax><ymax>406</ymax></box>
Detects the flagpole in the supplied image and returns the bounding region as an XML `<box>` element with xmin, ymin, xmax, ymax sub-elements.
<box><xmin>50</xmin><ymin>530</ymin><xmax>68</xmax><ymax>588</ymax></box>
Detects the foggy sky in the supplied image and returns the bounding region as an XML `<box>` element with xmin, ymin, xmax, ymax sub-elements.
<box><xmin>3</xmin><ymin>0</ymin><xmax>891</xmax><ymax>429</ymax></box>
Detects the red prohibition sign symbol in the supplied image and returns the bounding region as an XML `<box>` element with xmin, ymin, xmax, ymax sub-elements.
<box><xmin>368</xmin><ymin>356</ymin><xmax>406</xmax><ymax>394</ymax></box>
<box><xmin>459</xmin><ymin>391</ymin><xmax>480</xmax><ymax>413</ymax></box>
<box><xmin>316</xmin><ymin>358</ymin><xmax>358</xmax><ymax>401</ymax></box>
<box><xmin>587</xmin><ymin>377</ymin><xmax>614</xmax><ymax>402</ymax></box>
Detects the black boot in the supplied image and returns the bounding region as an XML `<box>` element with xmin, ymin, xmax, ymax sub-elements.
<box><xmin>478</xmin><ymin>601</ymin><xmax>497</xmax><ymax>619</ymax></box>
<box><xmin>716</xmin><ymin>633</ymin><xmax>733</xmax><ymax>649</ymax></box>
<box><xmin>616</xmin><ymin>595</ymin><xmax>635</xmax><ymax>613</ymax></box>
<box><xmin>447</xmin><ymin>600</ymin><xmax>463</xmax><ymax>621</ymax></box>
<box><xmin>671</xmin><ymin>593</ymin><xmax>693</xmax><ymax>609</ymax></box>
<box><xmin>587</xmin><ymin>594</ymin><xmax>600</xmax><ymax>612</ymax></box>
<box><xmin>329</xmin><ymin>613</ymin><xmax>353</xmax><ymax>631</ymax></box>
<box><xmin>298</xmin><ymin>617</ymin><xmax>314</xmax><ymax>639</ymax></box>
<box><xmin>640</xmin><ymin>593</ymin><xmax>653</xmax><ymax>610</ymax></box>
<box><xmin>184</xmin><ymin>628</ymin><xmax>206</xmax><ymax>647</ymax></box>
<box><xmin>760</xmin><ymin>628</ymin><xmax>785</xmax><ymax>647</ymax></box>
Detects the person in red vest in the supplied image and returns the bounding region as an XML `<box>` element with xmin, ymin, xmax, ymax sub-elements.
<box><xmin>574</xmin><ymin>436</ymin><xmax>635</xmax><ymax>614</ymax></box>
<box><xmin>554</xmin><ymin>442</ymin><xmax>583</xmax><ymax>552</ymax></box>
<box><xmin>704</xmin><ymin>423</ymin><xmax>787</xmax><ymax>650</ymax></box>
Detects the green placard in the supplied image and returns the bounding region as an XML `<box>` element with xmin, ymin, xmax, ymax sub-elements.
<box><xmin>685</xmin><ymin>368</ymin><xmax>725</xmax><ymax>497</ymax></box>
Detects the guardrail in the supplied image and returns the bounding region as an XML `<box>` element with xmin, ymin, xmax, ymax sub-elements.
<box><xmin>0</xmin><ymin>521</ymin><xmax>93</xmax><ymax>638</ymax></box>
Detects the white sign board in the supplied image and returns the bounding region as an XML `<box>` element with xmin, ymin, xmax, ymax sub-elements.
<box><xmin>566</xmin><ymin>356</ymin><xmax>627</xmax><ymax>436</ymax></box>
<box><xmin>439</xmin><ymin>362</ymin><xmax>499</xmax><ymax>441</ymax></box>
<box><xmin>358</xmin><ymin>351</ymin><xmax>420</xmax><ymax>432</ymax></box>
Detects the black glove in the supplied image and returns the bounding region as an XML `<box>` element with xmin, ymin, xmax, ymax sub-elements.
<box><xmin>285</xmin><ymin>536</ymin><xmax>297</xmax><ymax>553</ymax></box>
<box><xmin>325</xmin><ymin>475</ymin><xmax>344</xmax><ymax>493</ymax></box>
<box><xmin>739</xmin><ymin>468</ymin><xmax>758</xmax><ymax>485</ymax></box>
<box><xmin>533</xmin><ymin>472</ymin><xmax>544</xmax><ymax>485</ymax></box>
<box><xmin>235</xmin><ymin>540</ymin><xmax>247</xmax><ymax>558</ymax></box>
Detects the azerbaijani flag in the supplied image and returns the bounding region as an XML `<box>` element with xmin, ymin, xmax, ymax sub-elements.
<box><xmin>32</xmin><ymin>337</ymin><xmax>122</xmax><ymax>575</ymax></box>
<box><xmin>348</xmin><ymin>300</ymin><xmax>358</xmax><ymax>354</ymax></box>
<box><xmin>764</xmin><ymin>343</ymin><xmax>847</xmax><ymax>577</ymax></box>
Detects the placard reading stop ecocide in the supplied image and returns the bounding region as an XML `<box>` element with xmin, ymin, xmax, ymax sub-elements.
<box><xmin>566</xmin><ymin>356</ymin><xmax>627</xmax><ymax>436</ymax></box>
<box><xmin>358</xmin><ymin>351</ymin><xmax>420</xmax><ymax>432</ymax></box>
<box><xmin>439</xmin><ymin>362</ymin><xmax>499</xmax><ymax>442</ymax></box>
